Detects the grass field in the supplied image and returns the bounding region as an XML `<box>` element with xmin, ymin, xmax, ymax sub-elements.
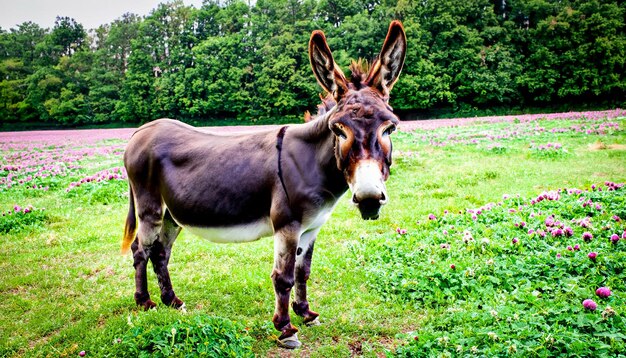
<box><xmin>1</xmin><ymin>110</ymin><xmax>625</xmax><ymax>357</ymax></box>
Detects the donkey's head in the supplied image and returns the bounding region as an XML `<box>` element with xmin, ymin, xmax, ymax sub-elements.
<box><xmin>309</xmin><ymin>21</ymin><xmax>406</xmax><ymax>220</ymax></box>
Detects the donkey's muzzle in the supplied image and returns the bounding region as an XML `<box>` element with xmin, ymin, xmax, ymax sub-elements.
<box><xmin>352</xmin><ymin>190</ymin><xmax>387</xmax><ymax>220</ymax></box>
<box><xmin>350</xmin><ymin>160</ymin><xmax>388</xmax><ymax>220</ymax></box>
<box><xmin>354</xmin><ymin>197</ymin><xmax>383</xmax><ymax>220</ymax></box>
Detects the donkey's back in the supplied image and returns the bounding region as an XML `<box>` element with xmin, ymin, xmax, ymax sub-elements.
<box><xmin>123</xmin><ymin>118</ymin><xmax>279</xmax><ymax>250</ymax></box>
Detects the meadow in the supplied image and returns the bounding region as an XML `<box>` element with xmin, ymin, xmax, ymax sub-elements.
<box><xmin>1</xmin><ymin>109</ymin><xmax>625</xmax><ymax>357</ymax></box>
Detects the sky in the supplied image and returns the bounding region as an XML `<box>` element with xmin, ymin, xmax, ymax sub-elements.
<box><xmin>0</xmin><ymin>0</ymin><xmax>204</xmax><ymax>30</ymax></box>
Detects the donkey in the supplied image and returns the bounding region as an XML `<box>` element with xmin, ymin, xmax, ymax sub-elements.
<box><xmin>122</xmin><ymin>20</ymin><xmax>406</xmax><ymax>348</ymax></box>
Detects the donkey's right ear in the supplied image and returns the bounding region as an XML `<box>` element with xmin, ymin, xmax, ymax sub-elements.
<box><xmin>309</xmin><ymin>30</ymin><xmax>348</xmax><ymax>99</ymax></box>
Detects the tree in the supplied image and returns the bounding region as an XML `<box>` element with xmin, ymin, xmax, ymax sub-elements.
<box><xmin>49</xmin><ymin>16</ymin><xmax>87</xmax><ymax>57</ymax></box>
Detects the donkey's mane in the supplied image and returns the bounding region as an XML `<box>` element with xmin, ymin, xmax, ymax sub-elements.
<box><xmin>348</xmin><ymin>58</ymin><xmax>371</xmax><ymax>89</ymax></box>
<box><xmin>304</xmin><ymin>59</ymin><xmax>371</xmax><ymax>123</ymax></box>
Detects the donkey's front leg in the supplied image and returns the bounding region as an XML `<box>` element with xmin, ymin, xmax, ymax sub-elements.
<box><xmin>271</xmin><ymin>223</ymin><xmax>301</xmax><ymax>349</ymax></box>
<box><xmin>292</xmin><ymin>230</ymin><xmax>320</xmax><ymax>326</ymax></box>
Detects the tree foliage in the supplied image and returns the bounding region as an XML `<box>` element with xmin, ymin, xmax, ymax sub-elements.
<box><xmin>0</xmin><ymin>0</ymin><xmax>624</xmax><ymax>125</ymax></box>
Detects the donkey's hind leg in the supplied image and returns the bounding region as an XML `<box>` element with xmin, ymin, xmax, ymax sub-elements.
<box><xmin>131</xmin><ymin>237</ymin><xmax>157</xmax><ymax>310</ymax></box>
<box><xmin>150</xmin><ymin>209</ymin><xmax>185</xmax><ymax>309</ymax></box>
<box><xmin>132</xmin><ymin>194</ymin><xmax>163</xmax><ymax>310</ymax></box>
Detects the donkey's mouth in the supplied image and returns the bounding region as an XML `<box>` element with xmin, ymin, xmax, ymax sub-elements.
<box><xmin>356</xmin><ymin>198</ymin><xmax>382</xmax><ymax>220</ymax></box>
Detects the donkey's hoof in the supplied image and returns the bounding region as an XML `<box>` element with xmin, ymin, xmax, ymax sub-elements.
<box><xmin>277</xmin><ymin>333</ymin><xmax>301</xmax><ymax>349</ymax></box>
<box><xmin>305</xmin><ymin>316</ymin><xmax>321</xmax><ymax>327</ymax></box>
<box><xmin>168</xmin><ymin>297</ymin><xmax>186</xmax><ymax>311</ymax></box>
<box><xmin>140</xmin><ymin>299</ymin><xmax>157</xmax><ymax>311</ymax></box>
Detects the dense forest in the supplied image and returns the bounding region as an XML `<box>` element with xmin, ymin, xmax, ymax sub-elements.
<box><xmin>0</xmin><ymin>0</ymin><xmax>625</xmax><ymax>126</ymax></box>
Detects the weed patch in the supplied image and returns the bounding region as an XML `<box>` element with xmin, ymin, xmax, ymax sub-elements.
<box><xmin>110</xmin><ymin>314</ymin><xmax>254</xmax><ymax>357</ymax></box>
<box><xmin>354</xmin><ymin>182</ymin><xmax>626</xmax><ymax>356</ymax></box>
<box><xmin>0</xmin><ymin>205</ymin><xmax>47</xmax><ymax>233</ymax></box>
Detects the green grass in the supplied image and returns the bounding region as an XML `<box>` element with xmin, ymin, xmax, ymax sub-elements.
<box><xmin>1</xmin><ymin>115</ymin><xmax>625</xmax><ymax>357</ymax></box>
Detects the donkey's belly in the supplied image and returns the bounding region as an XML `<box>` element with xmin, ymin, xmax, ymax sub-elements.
<box><xmin>183</xmin><ymin>217</ymin><xmax>274</xmax><ymax>243</ymax></box>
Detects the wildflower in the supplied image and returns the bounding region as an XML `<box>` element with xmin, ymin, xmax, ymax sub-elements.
<box><xmin>573</xmin><ymin>244</ymin><xmax>580</xmax><ymax>251</ymax></box>
<box><xmin>463</xmin><ymin>231</ymin><xmax>474</xmax><ymax>243</ymax></box>
<box><xmin>613</xmin><ymin>215</ymin><xmax>621</xmax><ymax>222</ymax></box>
<box><xmin>582</xmin><ymin>299</ymin><xmax>597</xmax><ymax>311</ymax></box>
<box><xmin>487</xmin><ymin>332</ymin><xmax>499</xmax><ymax>341</ymax></box>
<box><xmin>578</xmin><ymin>218</ymin><xmax>591</xmax><ymax>228</ymax></box>
<box><xmin>595</xmin><ymin>287</ymin><xmax>611</xmax><ymax>298</ymax></box>
<box><xmin>440</xmin><ymin>243</ymin><xmax>450</xmax><ymax>250</ymax></box>
<box><xmin>512</xmin><ymin>237</ymin><xmax>519</xmax><ymax>244</ymax></box>
<box><xmin>556</xmin><ymin>253</ymin><xmax>561</xmax><ymax>258</ymax></box>
<box><xmin>428</xmin><ymin>213</ymin><xmax>436</xmax><ymax>220</ymax></box>
<box><xmin>582</xmin><ymin>232</ymin><xmax>593</xmax><ymax>242</ymax></box>
<box><xmin>564</xmin><ymin>227</ymin><xmax>573</xmax><ymax>236</ymax></box>
<box><xmin>610</xmin><ymin>234</ymin><xmax>620</xmax><ymax>244</ymax></box>
<box><xmin>13</xmin><ymin>205</ymin><xmax>21</xmax><ymax>212</ymax></box>
<box><xmin>395</xmin><ymin>228</ymin><xmax>407</xmax><ymax>235</ymax></box>
<box><xmin>567</xmin><ymin>246</ymin><xmax>573</xmax><ymax>251</ymax></box>
<box><xmin>602</xmin><ymin>306</ymin><xmax>616</xmax><ymax>319</ymax></box>
<box><xmin>450</xmin><ymin>264</ymin><xmax>456</xmax><ymax>270</ymax></box>
<box><xmin>588</xmin><ymin>252</ymin><xmax>598</xmax><ymax>262</ymax></box>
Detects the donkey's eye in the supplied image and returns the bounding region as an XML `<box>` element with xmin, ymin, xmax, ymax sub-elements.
<box><xmin>382</xmin><ymin>124</ymin><xmax>396</xmax><ymax>137</ymax></box>
<box><xmin>332</xmin><ymin>124</ymin><xmax>348</xmax><ymax>140</ymax></box>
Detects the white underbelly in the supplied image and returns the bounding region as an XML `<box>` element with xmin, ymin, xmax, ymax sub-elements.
<box><xmin>184</xmin><ymin>217</ymin><xmax>274</xmax><ymax>243</ymax></box>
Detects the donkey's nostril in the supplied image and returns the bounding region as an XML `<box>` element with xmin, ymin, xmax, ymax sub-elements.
<box><xmin>380</xmin><ymin>192</ymin><xmax>387</xmax><ymax>202</ymax></box>
<box><xmin>352</xmin><ymin>194</ymin><xmax>359</xmax><ymax>204</ymax></box>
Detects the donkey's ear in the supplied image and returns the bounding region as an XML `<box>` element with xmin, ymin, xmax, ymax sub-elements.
<box><xmin>309</xmin><ymin>30</ymin><xmax>349</xmax><ymax>99</ymax></box>
<box><xmin>366</xmin><ymin>20</ymin><xmax>407</xmax><ymax>99</ymax></box>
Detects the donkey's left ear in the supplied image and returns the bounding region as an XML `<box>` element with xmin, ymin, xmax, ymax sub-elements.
<box><xmin>366</xmin><ymin>20</ymin><xmax>407</xmax><ymax>99</ymax></box>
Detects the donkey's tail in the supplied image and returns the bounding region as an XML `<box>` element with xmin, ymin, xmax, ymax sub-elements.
<box><xmin>121</xmin><ymin>184</ymin><xmax>137</xmax><ymax>254</ymax></box>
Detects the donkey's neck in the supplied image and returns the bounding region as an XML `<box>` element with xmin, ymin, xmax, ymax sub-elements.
<box><xmin>292</xmin><ymin>107</ymin><xmax>335</xmax><ymax>141</ymax></box>
<box><xmin>288</xmin><ymin>108</ymin><xmax>347</xmax><ymax>196</ymax></box>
